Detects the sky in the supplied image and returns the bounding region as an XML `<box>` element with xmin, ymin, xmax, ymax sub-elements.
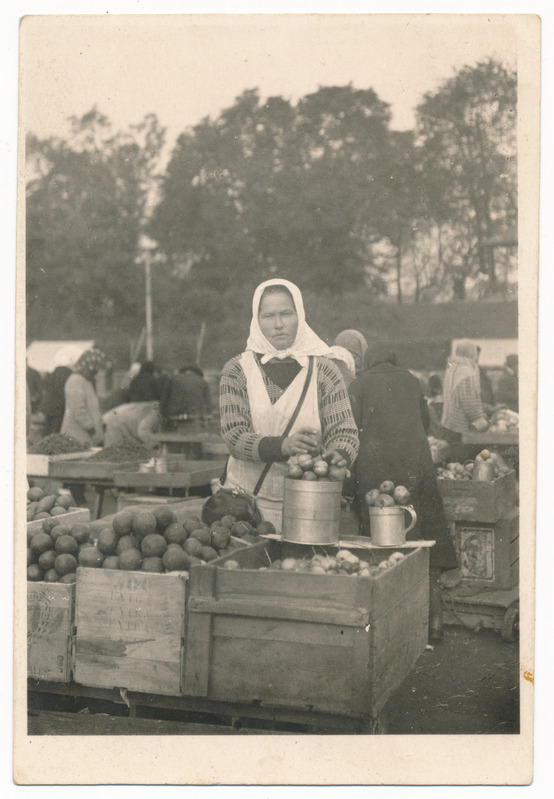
<box><xmin>20</xmin><ymin>13</ymin><xmax>518</xmax><ymax>157</ymax></box>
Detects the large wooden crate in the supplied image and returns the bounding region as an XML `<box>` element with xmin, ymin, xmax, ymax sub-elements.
<box><xmin>184</xmin><ymin>539</ymin><xmax>429</xmax><ymax>720</ymax></box>
<box><xmin>454</xmin><ymin>508</ymin><xmax>519</xmax><ymax>590</ymax></box>
<box><xmin>438</xmin><ymin>470</ymin><xmax>516</xmax><ymax>522</ymax></box>
<box><xmin>26</xmin><ymin>451</ymin><xmax>93</xmax><ymax>477</ymax></box>
<box><xmin>28</xmin><ymin>582</ymin><xmax>75</xmax><ymax>682</ymax></box>
<box><xmin>73</xmin><ymin>568</ymin><xmax>188</xmax><ymax>695</ymax></box>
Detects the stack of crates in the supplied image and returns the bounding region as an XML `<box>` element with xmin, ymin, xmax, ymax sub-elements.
<box><xmin>438</xmin><ymin>470</ymin><xmax>518</xmax><ymax>590</ymax></box>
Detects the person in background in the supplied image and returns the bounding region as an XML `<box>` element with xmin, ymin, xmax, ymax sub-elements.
<box><xmin>159</xmin><ymin>364</ymin><xmax>212</xmax><ymax>432</ymax></box>
<box><xmin>348</xmin><ymin>345</ymin><xmax>457</xmax><ymax>642</ymax></box>
<box><xmin>128</xmin><ymin>360</ymin><xmax>161</xmax><ymax>403</ymax></box>
<box><xmin>103</xmin><ymin>400</ymin><xmax>161</xmax><ymax>448</ymax></box>
<box><xmin>496</xmin><ymin>354</ymin><xmax>519</xmax><ymax>412</ymax></box>
<box><xmin>26</xmin><ymin>361</ymin><xmax>42</xmax><ymax>414</ymax></box>
<box><xmin>329</xmin><ymin>329</ymin><xmax>369</xmax><ymax>387</ymax></box>
<box><xmin>219</xmin><ymin>278</ymin><xmax>359</xmax><ymax>529</ymax></box>
<box><xmin>476</xmin><ymin>345</ymin><xmax>496</xmax><ymax>414</ymax></box>
<box><xmin>41</xmin><ymin>345</ymin><xmax>82</xmax><ymax>435</ymax></box>
<box><xmin>61</xmin><ymin>348</ymin><xmax>110</xmax><ymax>448</ymax></box>
<box><xmin>425</xmin><ymin>373</ymin><xmax>446</xmax><ymax>439</ymax></box>
<box><xmin>441</xmin><ymin>339</ymin><xmax>489</xmax><ymax>444</ymax></box>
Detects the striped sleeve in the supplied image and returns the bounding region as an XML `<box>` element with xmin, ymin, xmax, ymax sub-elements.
<box><xmin>317</xmin><ymin>357</ymin><xmax>359</xmax><ymax>467</ymax></box>
<box><xmin>219</xmin><ymin>355</ymin><xmax>262</xmax><ymax>462</ymax></box>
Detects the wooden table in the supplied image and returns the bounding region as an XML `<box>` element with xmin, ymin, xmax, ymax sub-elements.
<box><xmin>461</xmin><ymin>431</ymin><xmax>518</xmax><ymax>446</ymax></box>
<box><xmin>113</xmin><ymin>458</ymin><xmax>226</xmax><ymax>497</ymax></box>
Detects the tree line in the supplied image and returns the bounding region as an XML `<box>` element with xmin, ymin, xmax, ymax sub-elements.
<box><xmin>26</xmin><ymin>60</ymin><xmax>517</xmax><ymax>347</ymax></box>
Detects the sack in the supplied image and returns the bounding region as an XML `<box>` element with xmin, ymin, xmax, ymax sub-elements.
<box><xmin>201</xmin><ymin>488</ymin><xmax>263</xmax><ymax>527</ymax></box>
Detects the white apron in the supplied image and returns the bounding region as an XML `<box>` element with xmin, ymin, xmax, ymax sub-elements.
<box><xmin>225</xmin><ymin>351</ymin><xmax>321</xmax><ymax>530</ymax></box>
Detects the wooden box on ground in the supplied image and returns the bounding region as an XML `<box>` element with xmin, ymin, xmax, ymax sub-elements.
<box><xmin>73</xmin><ymin>568</ymin><xmax>188</xmax><ymax>695</ymax></box>
<box><xmin>27</xmin><ymin>507</ymin><xmax>90</xmax><ymax>537</ymax></box>
<box><xmin>184</xmin><ymin>539</ymin><xmax>429</xmax><ymax>720</ymax></box>
<box><xmin>438</xmin><ymin>470</ymin><xmax>516</xmax><ymax>523</ymax></box>
<box><xmin>28</xmin><ymin>582</ymin><xmax>75</xmax><ymax>682</ymax></box>
<box><xmin>454</xmin><ymin>508</ymin><xmax>519</xmax><ymax>590</ymax></box>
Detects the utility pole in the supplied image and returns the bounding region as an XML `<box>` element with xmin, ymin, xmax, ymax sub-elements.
<box><xmin>145</xmin><ymin>251</ymin><xmax>153</xmax><ymax>360</ymax></box>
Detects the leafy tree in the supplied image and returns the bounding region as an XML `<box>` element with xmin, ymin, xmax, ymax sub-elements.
<box><xmin>26</xmin><ymin>109</ymin><xmax>166</xmax><ymax>336</ymax></box>
<box><xmin>415</xmin><ymin>60</ymin><xmax>517</xmax><ymax>298</ymax></box>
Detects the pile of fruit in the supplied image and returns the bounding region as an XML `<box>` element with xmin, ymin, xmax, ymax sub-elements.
<box><xmin>26</xmin><ymin>487</ymin><xmax>76</xmax><ymax>522</ymax></box>
<box><xmin>285</xmin><ymin>454</ymin><xmax>349</xmax><ymax>482</ymax></box>
<box><xmin>436</xmin><ymin>450</ymin><xmax>512</xmax><ymax>482</ymax></box>
<box><xmin>26</xmin><ymin>507</ymin><xmax>269</xmax><ymax>582</ymax></box>
<box><xmin>427</xmin><ymin>436</ymin><xmax>449</xmax><ymax>458</ymax></box>
<box><xmin>29</xmin><ymin>434</ymin><xmax>89</xmax><ymax>455</ymax></box>
<box><xmin>220</xmin><ymin>548</ymin><xmax>406</xmax><ymax>576</ymax></box>
<box><xmin>364</xmin><ymin>480</ymin><xmax>412</xmax><ymax>508</ymax></box>
<box><xmin>87</xmin><ymin>442</ymin><xmax>153</xmax><ymax>463</ymax></box>
<box><xmin>488</xmin><ymin>408</ymin><xmax>519</xmax><ymax>433</ymax></box>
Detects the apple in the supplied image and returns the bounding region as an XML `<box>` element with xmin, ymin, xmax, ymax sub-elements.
<box><xmin>328</xmin><ymin>465</ymin><xmax>347</xmax><ymax>482</ymax></box>
<box><xmin>301</xmin><ymin>470</ymin><xmax>318</xmax><ymax>481</ymax></box>
<box><xmin>364</xmin><ymin>489</ymin><xmax>381</xmax><ymax>507</ymax></box>
<box><xmin>379</xmin><ymin>480</ymin><xmax>395</xmax><ymax>495</ymax></box>
<box><xmin>392</xmin><ymin>485</ymin><xmax>412</xmax><ymax>505</ymax></box>
<box><xmin>297</xmin><ymin>454</ymin><xmax>315</xmax><ymax>471</ymax></box>
<box><xmin>313</xmin><ymin>460</ymin><xmax>329</xmax><ymax>478</ymax></box>
<box><xmin>374</xmin><ymin>493</ymin><xmax>396</xmax><ymax>507</ymax></box>
<box><xmin>281</xmin><ymin>557</ymin><xmax>298</xmax><ymax>571</ymax></box>
<box><xmin>286</xmin><ymin>463</ymin><xmax>303</xmax><ymax>480</ymax></box>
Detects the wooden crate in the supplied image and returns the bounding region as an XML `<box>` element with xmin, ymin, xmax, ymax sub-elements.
<box><xmin>49</xmin><ymin>459</ymin><xmax>140</xmax><ymax>480</ymax></box>
<box><xmin>27</xmin><ymin>507</ymin><xmax>90</xmax><ymax>537</ymax></box>
<box><xmin>116</xmin><ymin>494</ymin><xmax>183</xmax><ymax>512</ymax></box>
<box><xmin>184</xmin><ymin>539</ymin><xmax>429</xmax><ymax>719</ymax></box>
<box><xmin>438</xmin><ymin>470</ymin><xmax>516</xmax><ymax>522</ymax></box>
<box><xmin>454</xmin><ymin>508</ymin><xmax>519</xmax><ymax>590</ymax></box>
<box><xmin>27</xmin><ymin>451</ymin><xmax>93</xmax><ymax>477</ymax></box>
<box><xmin>73</xmin><ymin>568</ymin><xmax>188</xmax><ymax>695</ymax></box>
<box><xmin>28</xmin><ymin>582</ymin><xmax>75</xmax><ymax>682</ymax></box>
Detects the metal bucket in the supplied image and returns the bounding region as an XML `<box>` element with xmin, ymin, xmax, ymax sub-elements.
<box><xmin>281</xmin><ymin>478</ymin><xmax>343</xmax><ymax>545</ymax></box>
<box><xmin>368</xmin><ymin>505</ymin><xmax>417</xmax><ymax>546</ymax></box>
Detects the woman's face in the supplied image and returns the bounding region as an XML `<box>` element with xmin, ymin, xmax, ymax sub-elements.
<box><xmin>258</xmin><ymin>290</ymin><xmax>299</xmax><ymax>351</ymax></box>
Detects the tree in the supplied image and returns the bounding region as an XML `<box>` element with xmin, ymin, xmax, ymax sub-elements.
<box><xmin>149</xmin><ymin>85</ymin><xmax>396</xmax><ymax>295</ymax></box>
<box><xmin>26</xmin><ymin>109</ymin><xmax>166</xmax><ymax>335</ymax></box>
<box><xmin>415</xmin><ymin>60</ymin><xmax>517</xmax><ymax>297</ymax></box>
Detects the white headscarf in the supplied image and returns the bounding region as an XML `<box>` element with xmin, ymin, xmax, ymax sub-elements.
<box><xmin>246</xmin><ymin>278</ymin><xmax>333</xmax><ymax>367</ymax></box>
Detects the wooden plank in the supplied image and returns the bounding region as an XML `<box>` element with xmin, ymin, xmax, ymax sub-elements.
<box><xmin>74</xmin><ymin>569</ymin><xmax>186</xmax><ymax>695</ymax></box>
<box><xmin>112</xmin><ymin>459</ymin><xmax>225</xmax><ymax>489</ymax></box>
<box><xmin>182</xmin><ymin>568</ymin><xmax>216</xmax><ymax>697</ymax></box>
<box><xmin>461</xmin><ymin>432</ymin><xmax>518</xmax><ymax>445</ymax></box>
<box><xmin>27</xmin><ymin>451</ymin><xmax>94</xmax><ymax>477</ymax></box>
<box><xmin>49</xmin><ymin>459</ymin><xmax>140</xmax><ymax>480</ymax></box>
<box><xmin>438</xmin><ymin>471</ymin><xmax>516</xmax><ymax>522</ymax></box>
<box><xmin>28</xmin><ymin>582</ymin><xmax>75</xmax><ymax>682</ymax></box>
<box><xmin>205</xmin><ymin>616</ymin><xmax>356</xmax><ymax>715</ymax></box>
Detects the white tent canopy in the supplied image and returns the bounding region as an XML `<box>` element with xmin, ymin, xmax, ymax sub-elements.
<box><xmin>26</xmin><ymin>340</ymin><xmax>94</xmax><ymax>374</ymax></box>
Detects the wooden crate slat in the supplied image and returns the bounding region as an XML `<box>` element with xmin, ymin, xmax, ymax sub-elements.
<box><xmin>74</xmin><ymin>568</ymin><xmax>186</xmax><ymax>695</ymax></box>
<box><xmin>27</xmin><ymin>582</ymin><xmax>75</xmax><ymax>682</ymax></box>
<box><xmin>438</xmin><ymin>471</ymin><xmax>517</xmax><ymax>522</ymax></box>
<box><xmin>27</xmin><ymin>507</ymin><xmax>90</xmax><ymax>536</ymax></box>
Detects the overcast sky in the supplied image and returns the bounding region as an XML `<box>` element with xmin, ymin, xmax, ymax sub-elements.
<box><xmin>20</xmin><ymin>14</ymin><xmax>517</xmax><ymax>154</ymax></box>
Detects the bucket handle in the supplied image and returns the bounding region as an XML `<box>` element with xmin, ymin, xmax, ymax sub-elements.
<box><xmin>400</xmin><ymin>505</ymin><xmax>417</xmax><ymax>535</ymax></box>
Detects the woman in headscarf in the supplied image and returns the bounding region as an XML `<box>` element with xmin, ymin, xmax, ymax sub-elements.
<box><xmin>329</xmin><ymin>329</ymin><xmax>369</xmax><ymax>387</ymax></box>
<box><xmin>348</xmin><ymin>344</ymin><xmax>458</xmax><ymax>642</ymax></box>
<box><xmin>41</xmin><ymin>345</ymin><xmax>83</xmax><ymax>435</ymax></box>
<box><xmin>61</xmin><ymin>348</ymin><xmax>110</xmax><ymax>447</ymax></box>
<box><xmin>441</xmin><ymin>340</ymin><xmax>489</xmax><ymax>442</ymax></box>
<box><xmin>219</xmin><ymin>279</ymin><xmax>359</xmax><ymax>529</ymax></box>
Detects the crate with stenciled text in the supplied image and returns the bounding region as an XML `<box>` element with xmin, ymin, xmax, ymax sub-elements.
<box><xmin>454</xmin><ymin>508</ymin><xmax>519</xmax><ymax>590</ymax></box>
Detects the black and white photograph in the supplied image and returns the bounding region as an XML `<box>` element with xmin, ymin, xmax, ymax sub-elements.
<box><xmin>9</xmin><ymin>4</ymin><xmax>542</xmax><ymax>788</ymax></box>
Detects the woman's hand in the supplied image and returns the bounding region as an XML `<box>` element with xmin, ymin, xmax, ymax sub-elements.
<box><xmin>281</xmin><ymin>428</ymin><xmax>321</xmax><ymax>457</ymax></box>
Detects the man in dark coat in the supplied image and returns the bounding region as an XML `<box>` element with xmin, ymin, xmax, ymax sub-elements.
<box><xmin>348</xmin><ymin>345</ymin><xmax>458</xmax><ymax>641</ymax></box>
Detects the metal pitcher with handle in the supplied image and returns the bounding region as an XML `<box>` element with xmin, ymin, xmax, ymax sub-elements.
<box><xmin>368</xmin><ymin>505</ymin><xmax>417</xmax><ymax>546</ymax></box>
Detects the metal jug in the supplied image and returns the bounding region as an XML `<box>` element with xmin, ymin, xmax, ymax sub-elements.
<box><xmin>368</xmin><ymin>505</ymin><xmax>417</xmax><ymax>546</ymax></box>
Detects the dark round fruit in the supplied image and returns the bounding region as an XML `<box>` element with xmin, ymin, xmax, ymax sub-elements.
<box><xmin>118</xmin><ymin>548</ymin><xmax>142</xmax><ymax>571</ymax></box>
<box><xmin>60</xmin><ymin>573</ymin><xmax>76</xmax><ymax>584</ymax></box>
<box><xmin>27</xmin><ymin>486</ymin><xmax>45</xmax><ymax>502</ymax></box>
<box><xmin>256</xmin><ymin>521</ymin><xmax>276</xmax><ymax>536</ymax></box>
<box><xmin>51</xmin><ymin>523</ymin><xmax>72</xmax><ymax>542</ymax></box>
<box><xmin>78</xmin><ymin>546</ymin><xmax>104</xmax><ymax>568</ymax></box>
<box><xmin>141</xmin><ymin>556</ymin><xmax>164</xmax><ymax>573</ymax></box>
<box><xmin>153</xmin><ymin>507</ymin><xmax>177</xmax><ymax>532</ymax></box>
<box><xmin>201</xmin><ymin>546</ymin><xmax>219</xmax><ymax>562</ymax></box>
<box><xmin>70</xmin><ymin>523</ymin><xmax>91</xmax><ymax>544</ymax></box>
<box><xmin>112</xmin><ymin>511</ymin><xmax>134</xmax><ymax>536</ymax></box>
<box><xmin>97</xmin><ymin>527</ymin><xmax>119</xmax><ymax>555</ymax></box>
<box><xmin>55</xmin><ymin>535</ymin><xmax>79</xmax><ymax>556</ymax></box>
<box><xmin>54</xmin><ymin>493</ymin><xmax>72</xmax><ymax>510</ymax></box>
<box><xmin>164</xmin><ymin>522</ymin><xmax>187</xmax><ymax>545</ymax></box>
<box><xmin>27</xmin><ymin>564</ymin><xmax>43</xmax><ymax>581</ymax></box>
<box><xmin>230</xmin><ymin>521</ymin><xmax>253</xmax><ymax>538</ymax></box>
<box><xmin>30</xmin><ymin>532</ymin><xmax>54</xmax><ymax>555</ymax></box>
<box><xmin>183</xmin><ymin>538</ymin><xmax>204</xmax><ymax>558</ymax></box>
<box><xmin>190</xmin><ymin>528</ymin><xmax>211</xmax><ymax>546</ymax></box>
<box><xmin>219</xmin><ymin>515</ymin><xmax>236</xmax><ymax>529</ymax></box>
<box><xmin>162</xmin><ymin>548</ymin><xmax>190</xmax><ymax>572</ymax></box>
<box><xmin>141</xmin><ymin>534</ymin><xmax>167</xmax><ymax>558</ymax></box>
<box><xmin>132</xmin><ymin>511</ymin><xmax>157</xmax><ymax>540</ymax></box>
<box><xmin>116</xmin><ymin>534</ymin><xmax>140</xmax><ymax>555</ymax></box>
<box><xmin>102</xmin><ymin>555</ymin><xmax>120</xmax><ymax>570</ymax></box>
<box><xmin>50</xmin><ymin>506</ymin><xmax>68</xmax><ymax>517</ymax></box>
<box><xmin>42</xmin><ymin>517</ymin><xmax>61</xmax><ymax>534</ymax></box>
<box><xmin>55</xmin><ymin>553</ymin><xmax>78</xmax><ymax>576</ymax></box>
<box><xmin>38</xmin><ymin>549</ymin><xmax>57</xmax><ymax>571</ymax></box>
<box><xmin>183</xmin><ymin>516</ymin><xmax>202</xmax><ymax>534</ymax></box>
<box><xmin>43</xmin><ymin>568</ymin><xmax>60</xmax><ymax>583</ymax></box>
